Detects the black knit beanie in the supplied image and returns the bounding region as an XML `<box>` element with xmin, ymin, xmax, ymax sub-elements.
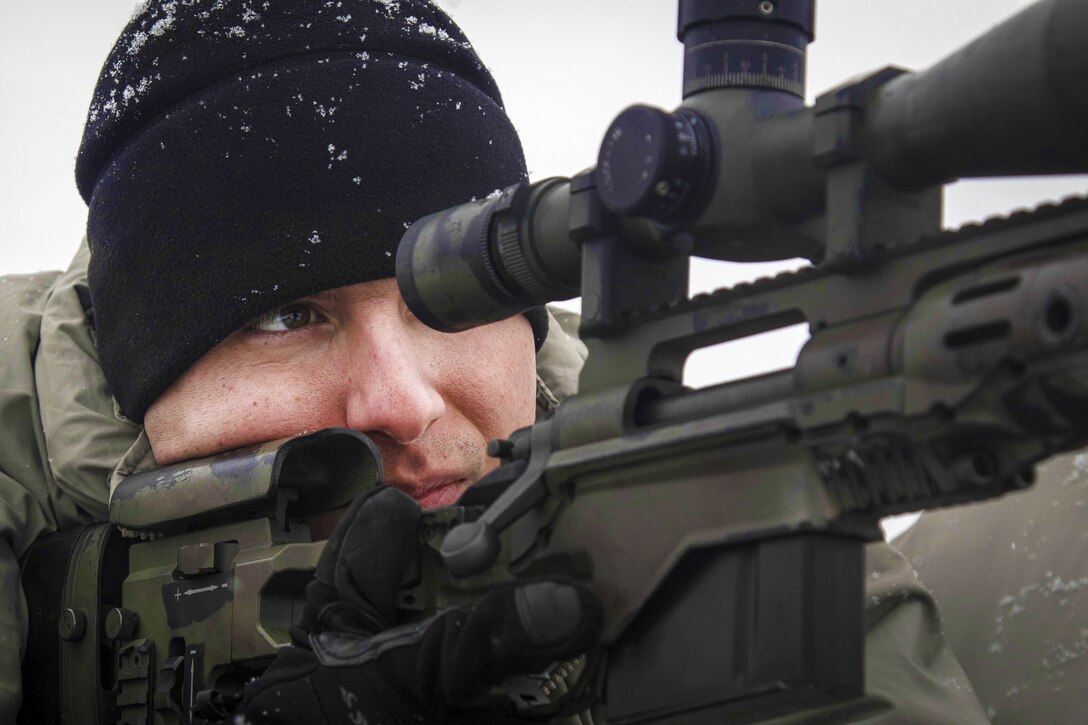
<box><xmin>77</xmin><ymin>0</ymin><xmax>546</xmax><ymax>421</ymax></box>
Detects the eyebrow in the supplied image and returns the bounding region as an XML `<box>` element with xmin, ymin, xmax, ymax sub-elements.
<box><xmin>305</xmin><ymin>288</ymin><xmax>353</xmax><ymax>306</ymax></box>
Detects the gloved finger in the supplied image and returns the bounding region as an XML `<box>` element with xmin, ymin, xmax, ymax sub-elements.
<box><xmin>314</xmin><ymin>484</ymin><xmax>422</xmax><ymax>627</ymax></box>
<box><xmin>297</xmin><ymin>579</ymin><xmax>602</xmax><ymax>720</ymax></box>
<box><xmin>470</xmin><ymin>579</ymin><xmax>602</xmax><ymax>686</ymax></box>
<box><xmin>375</xmin><ymin>578</ymin><xmax>602</xmax><ymax>706</ymax></box>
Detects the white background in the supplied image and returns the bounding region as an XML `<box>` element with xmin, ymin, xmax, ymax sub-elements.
<box><xmin>3</xmin><ymin>1</ymin><xmax>1086</xmax><ymax>536</ymax></box>
<box><xmin>3</xmin><ymin>1</ymin><xmax>1085</xmax><ymax>276</ymax></box>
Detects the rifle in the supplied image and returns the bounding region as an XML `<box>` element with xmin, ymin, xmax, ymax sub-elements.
<box><xmin>21</xmin><ymin>0</ymin><xmax>1088</xmax><ymax>722</ymax></box>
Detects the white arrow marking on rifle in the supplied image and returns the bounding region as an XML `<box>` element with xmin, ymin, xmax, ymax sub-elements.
<box><xmin>183</xmin><ymin>582</ymin><xmax>229</xmax><ymax>596</ymax></box>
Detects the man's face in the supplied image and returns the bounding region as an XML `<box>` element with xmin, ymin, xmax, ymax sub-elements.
<box><xmin>144</xmin><ymin>278</ymin><xmax>538</xmax><ymax>510</ymax></box>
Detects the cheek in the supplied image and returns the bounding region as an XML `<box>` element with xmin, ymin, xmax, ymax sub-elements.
<box><xmin>438</xmin><ymin>317</ymin><xmax>538</xmax><ymax>440</ymax></box>
<box><xmin>145</xmin><ymin>363</ymin><xmax>346</xmax><ymax>464</ymax></box>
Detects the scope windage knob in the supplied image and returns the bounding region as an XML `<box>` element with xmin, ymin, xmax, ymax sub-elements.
<box><xmin>596</xmin><ymin>105</ymin><xmax>709</xmax><ymax>222</ymax></box>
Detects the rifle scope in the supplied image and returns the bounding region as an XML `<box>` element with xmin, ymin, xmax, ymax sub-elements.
<box><xmin>398</xmin><ymin>0</ymin><xmax>1088</xmax><ymax>333</ymax></box>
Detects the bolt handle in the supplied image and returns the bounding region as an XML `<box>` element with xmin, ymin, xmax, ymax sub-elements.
<box><xmin>440</xmin><ymin>520</ymin><xmax>500</xmax><ymax>578</ymax></box>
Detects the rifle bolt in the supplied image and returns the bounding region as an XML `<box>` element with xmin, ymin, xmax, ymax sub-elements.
<box><xmin>58</xmin><ymin>608</ymin><xmax>86</xmax><ymax>642</ymax></box>
<box><xmin>105</xmin><ymin>607</ymin><xmax>140</xmax><ymax>641</ymax></box>
<box><xmin>487</xmin><ymin>438</ymin><xmax>515</xmax><ymax>459</ymax></box>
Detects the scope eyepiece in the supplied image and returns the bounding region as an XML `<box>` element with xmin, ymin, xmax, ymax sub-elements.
<box><xmin>397</xmin><ymin>179</ymin><xmax>581</xmax><ymax>332</ymax></box>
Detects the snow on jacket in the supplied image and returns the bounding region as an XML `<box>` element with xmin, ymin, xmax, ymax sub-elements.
<box><xmin>899</xmin><ymin>449</ymin><xmax>1088</xmax><ymax>723</ymax></box>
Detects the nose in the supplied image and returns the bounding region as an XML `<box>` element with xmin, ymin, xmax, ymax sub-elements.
<box><xmin>341</xmin><ymin>323</ymin><xmax>445</xmax><ymax>445</ymax></box>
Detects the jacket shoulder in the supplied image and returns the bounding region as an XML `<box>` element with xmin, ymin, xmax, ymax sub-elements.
<box><xmin>897</xmin><ymin>453</ymin><xmax>1088</xmax><ymax>723</ymax></box>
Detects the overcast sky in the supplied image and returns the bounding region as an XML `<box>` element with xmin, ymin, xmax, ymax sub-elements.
<box><xmin>2</xmin><ymin>0</ymin><xmax>1084</xmax><ymax>273</ymax></box>
<box><xmin>1</xmin><ymin>0</ymin><xmax>1085</xmax><ymax>384</ymax></box>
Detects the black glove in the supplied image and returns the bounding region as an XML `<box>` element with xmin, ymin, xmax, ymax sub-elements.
<box><xmin>243</xmin><ymin>485</ymin><xmax>602</xmax><ymax>724</ymax></box>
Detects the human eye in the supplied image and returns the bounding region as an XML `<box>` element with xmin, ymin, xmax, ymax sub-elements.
<box><xmin>249</xmin><ymin>302</ymin><xmax>323</xmax><ymax>332</ymax></box>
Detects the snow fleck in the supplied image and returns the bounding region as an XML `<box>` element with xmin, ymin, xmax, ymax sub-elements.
<box><xmin>226</xmin><ymin>26</ymin><xmax>246</xmax><ymax>38</ymax></box>
<box><xmin>417</xmin><ymin>23</ymin><xmax>451</xmax><ymax>42</ymax></box>
<box><xmin>99</xmin><ymin>97</ymin><xmax>118</xmax><ymax>118</ymax></box>
<box><xmin>326</xmin><ymin>144</ymin><xmax>348</xmax><ymax>169</ymax></box>
<box><xmin>1064</xmin><ymin>452</ymin><xmax>1088</xmax><ymax>485</ymax></box>
<box><xmin>377</xmin><ymin>1</ymin><xmax>402</xmax><ymax>19</ymax></box>
<box><xmin>1046</xmin><ymin>574</ymin><xmax>1088</xmax><ymax>594</ymax></box>
<box><xmin>127</xmin><ymin>30</ymin><xmax>149</xmax><ymax>55</ymax></box>
<box><xmin>130</xmin><ymin>1</ymin><xmax>151</xmax><ymax>21</ymax></box>
<box><xmin>149</xmin><ymin>15</ymin><xmax>175</xmax><ymax>37</ymax></box>
<box><xmin>398</xmin><ymin>61</ymin><xmax>408</xmax><ymax>70</ymax></box>
<box><xmin>356</xmin><ymin>51</ymin><xmax>370</xmax><ymax>61</ymax></box>
<box><xmin>309</xmin><ymin>231</ymin><xmax>322</xmax><ymax>245</ymax></box>
<box><xmin>378</xmin><ymin>1</ymin><xmax>404</xmax><ymax>17</ymax></box>
<box><xmin>336</xmin><ymin>14</ymin><xmax>352</xmax><ymax>23</ymax></box>
<box><xmin>352</xmin><ymin>176</ymin><xmax>362</xmax><ymax>185</ymax></box>
<box><xmin>385</xmin><ymin>250</ymin><xmax>392</xmax><ymax>257</ymax></box>
<box><xmin>455</xmin><ymin>100</ymin><xmax>462</xmax><ymax>110</ymax></box>
<box><xmin>242</xmin><ymin>7</ymin><xmax>261</xmax><ymax>23</ymax></box>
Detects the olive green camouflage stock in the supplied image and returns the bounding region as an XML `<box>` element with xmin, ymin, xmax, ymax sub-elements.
<box><xmin>26</xmin><ymin>431</ymin><xmax>382</xmax><ymax>722</ymax></box>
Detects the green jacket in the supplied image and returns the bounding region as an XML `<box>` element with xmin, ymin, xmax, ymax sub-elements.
<box><xmin>897</xmin><ymin>451</ymin><xmax>1088</xmax><ymax>723</ymax></box>
<box><xmin>1</xmin><ymin>247</ymin><xmax>987</xmax><ymax>722</ymax></box>
<box><xmin>1</xmin><ymin>245</ymin><xmax>142</xmax><ymax>722</ymax></box>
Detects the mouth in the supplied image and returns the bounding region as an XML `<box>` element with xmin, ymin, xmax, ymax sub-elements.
<box><xmin>394</xmin><ymin>478</ymin><xmax>470</xmax><ymax>509</ymax></box>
